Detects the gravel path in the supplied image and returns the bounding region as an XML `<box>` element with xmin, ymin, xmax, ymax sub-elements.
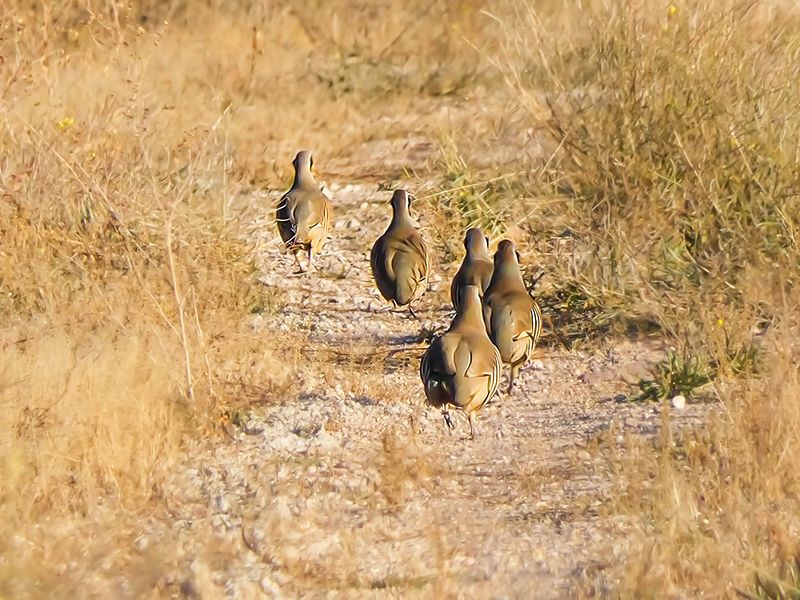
<box><xmin>150</xmin><ymin>181</ymin><xmax>717</xmax><ymax>599</ymax></box>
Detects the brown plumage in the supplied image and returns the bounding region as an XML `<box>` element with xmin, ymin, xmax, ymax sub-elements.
<box><xmin>276</xmin><ymin>151</ymin><xmax>333</xmax><ymax>272</ymax></box>
<box><xmin>482</xmin><ymin>240</ymin><xmax>543</xmax><ymax>393</ymax></box>
<box><xmin>420</xmin><ymin>284</ymin><xmax>502</xmax><ymax>438</ymax></box>
<box><xmin>450</xmin><ymin>227</ymin><xmax>493</xmax><ymax>313</ymax></box>
<box><xmin>370</xmin><ymin>190</ymin><xmax>429</xmax><ymax>315</ymax></box>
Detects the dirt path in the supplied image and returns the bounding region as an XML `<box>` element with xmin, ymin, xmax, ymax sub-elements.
<box><xmin>152</xmin><ymin>182</ymin><xmax>716</xmax><ymax>599</ymax></box>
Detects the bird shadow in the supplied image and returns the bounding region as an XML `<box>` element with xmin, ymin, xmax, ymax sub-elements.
<box><xmin>351</xmin><ymin>396</ymin><xmax>379</xmax><ymax>407</ymax></box>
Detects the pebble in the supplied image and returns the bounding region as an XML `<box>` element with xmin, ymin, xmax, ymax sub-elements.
<box><xmin>259</xmin><ymin>574</ymin><xmax>283</xmax><ymax>597</ymax></box>
<box><xmin>671</xmin><ymin>394</ymin><xmax>687</xmax><ymax>410</ymax></box>
<box><xmin>134</xmin><ymin>533</ymin><xmax>149</xmax><ymax>551</ymax></box>
<box><xmin>250</xmin><ymin>314</ymin><xmax>265</xmax><ymax>333</ymax></box>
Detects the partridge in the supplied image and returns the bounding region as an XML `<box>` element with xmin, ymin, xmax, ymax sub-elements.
<box><xmin>276</xmin><ymin>151</ymin><xmax>333</xmax><ymax>272</ymax></box>
<box><xmin>482</xmin><ymin>240</ymin><xmax>542</xmax><ymax>392</ymax></box>
<box><xmin>420</xmin><ymin>284</ymin><xmax>502</xmax><ymax>438</ymax></box>
<box><xmin>370</xmin><ymin>190</ymin><xmax>429</xmax><ymax>315</ymax></box>
<box><xmin>450</xmin><ymin>227</ymin><xmax>493</xmax><ymax>313</ymax></box>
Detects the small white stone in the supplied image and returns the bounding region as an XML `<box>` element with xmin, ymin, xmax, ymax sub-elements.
<box><xmin>531</xmin><ymin>359</ymin><xmax>544</xmax><ymax>371</ymax></box>
<box><xmin>215</xmin><ymin>494</ymin><xmax>229</xmax><ymax>513</ymax></box>
<box><xmin>671</xmin><ymin>394</ymin><xmax>686</xmax><ymax>410</ymax></box>
<box><xmin>259</xmin><ymin>574</ymin><xmax>283</xmax><ymax>597</ymax></box>
<box><xmin>250</xmin><ymin>314</ymin><xmax>264</xmax><ymax>333</ymax></box>
<box><xmin>134</xmin><ymin>533</ymin><xmax>149</xmax><ymax>551</ymax></box>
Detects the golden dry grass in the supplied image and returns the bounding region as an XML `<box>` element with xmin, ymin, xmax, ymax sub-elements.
<box><xmin>2</xmin><ymin>0</ymin><xmax>800</xmax><ymax>597</ymax></box>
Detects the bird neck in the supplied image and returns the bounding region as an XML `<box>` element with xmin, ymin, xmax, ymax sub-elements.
<box><xmin>292</xmin><ymin>165</ymin><xmax>316</xmax><ymax>190</ymax></box>
<box><xmin>455</xmin><ymin>292</ymin><xmax>483</xmax><ymax>327</ymax></box>
<box><xmin>390</xmin><ymin>207</ymin><xmax>413</xmax><ymax>229</ymax></box>
<box><xmin>492</xmin><ymin>260</ymin><xmax>526</xmax><ymax>289</ymax></box>
<box><xmin>468</xmin><ymin>247</ymin><xmax>491</xmax><ymax>262</ymax></box>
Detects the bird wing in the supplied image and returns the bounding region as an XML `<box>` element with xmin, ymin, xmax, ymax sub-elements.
<box><xmin>511</xmin><ymin>296</ymin><xmax>534</xmax><ymax>339</ymax></box>
<box><xmin>464</xmin><ymin>338</ymin><xmax>501</xmax><ymax>379</ymax></box>
<box><xmin>438</xmin><ymin>333</ymin><xmax>464</xmax><ymax>377</ymax></box>
<box><xmin>485</xmin><ymin>297</ymin><xmax>516</xmax><ymax>362</ymax></box>
<box><xmin>371</xmin><ymin>232</ymin><xmax>427</xmax><ymax>305</ymax></box>
<box><xmin>512</xmin><ymin>302</ymin><xmax>542</xmax><ymax>355</ymax></box>
<box><xmin>370</xmin><ymin>234</ymin><xmax>397</xmax><ymax>302</ymax></box>
<box><xmin>305</xmin><ymin>190</ymin><xmax>331</xmax><ymax>229</ymax></box>
<box><xmin>392</xmin><ymin>234</ymin><xmax>428</xmax><ymax>289</ymax></box>
<box><xmin>304</xmin><ymin>191</ymin><xmax>332</xmax><ymax>252</ymax></box>
<box><xmin>457</xmin><ymin>331</ymin><xmax>502</xmax><ymax>412</ymax></box>
<box><xmin>276</xmin><ymin>192</ymin><xmax>297</xmax><ymax>245</ymax></box>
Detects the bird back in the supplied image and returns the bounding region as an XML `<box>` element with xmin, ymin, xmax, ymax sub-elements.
<box><xmin>371</xmin><ymin>224</ymin><xmax>429</xmax><ymax>305</ymax></box>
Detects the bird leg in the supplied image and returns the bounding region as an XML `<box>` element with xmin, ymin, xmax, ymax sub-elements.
<box><xmin>307</xmin><ymin>247</ymin><xmax>315</xmax><ymax>272</ymax></box>
<box><xmin>468</xmin><ymin>412</ymin><xmax>477</xmax><ymax>439</ymax></box>
<box><xmin>292</xmin><ymin>252</ymin><xmax>305</xmax><ymax>274</ymax></box>
<box><xmin>442</xmin><ymin>408</ymin><xmax>454</xmax><ymax>432</ymax></box>
<box><xmin>408</xmin><ymin>304</ymin><xmax>421</xmax><ymax>320</ymax></box>
<box><xmin>506</xmin><ymin>365</ymin><xmax>518</xmax><ymax>394</ymax></box>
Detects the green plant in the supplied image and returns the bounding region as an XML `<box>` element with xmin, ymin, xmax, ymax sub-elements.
<box><xmin>636</xmin><ymin>350</ymin><xmax>715</xmax><ymax>402</ymax></box>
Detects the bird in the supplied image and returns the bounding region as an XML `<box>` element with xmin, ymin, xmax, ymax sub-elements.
<box><xmin>482</xmin><ymin>240</ymin><xmax>543</xmax><ymax>393</ymax></box>
<box><xmin>450</xmin><ymin>227</ymin><xmax>493</xmax><ymax>313</ymax></box>
<box><xmin>275</xmin><ymin>151</ymin><xmax>333</xmax><ymax>272</ymax></box>
<box><xmin>420</xmin><ymin>284</ymin><xmax>502</xmax><ymax>438</ymax></box>
<box><xmin>370</xmin><ymin>189</ymin><xmax>429</xmax><ymax>317</ymax></box>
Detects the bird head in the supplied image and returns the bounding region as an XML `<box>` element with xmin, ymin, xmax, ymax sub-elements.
<box><xmin>390</xmin><ymin>189</ymin><xmax>412</xmax><ymax>219</ymax></box>
<box><xmin>292</xmin><ymin>151</ymin><xmax>313</xmax><ymax>175</ymax></box>
<box><xmin>464</xmin><ymin>227</ymin><xmax>489</xmax><ymax>257</ymax></box>
<box><xmin>495</xmin><ymin>239</ymin><xmax>518</xmax><ymax>266</ymax></box>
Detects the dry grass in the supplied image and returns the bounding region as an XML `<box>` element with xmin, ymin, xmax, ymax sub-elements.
<box><xmin>3</xmin><ymin>0</ymin><xmax>800</xmax><ymax>597</ymax></box>
<box><xmin>500</xmin><ymin>0</ymin><xmax>800</xmax><ymax>595</ymax></box>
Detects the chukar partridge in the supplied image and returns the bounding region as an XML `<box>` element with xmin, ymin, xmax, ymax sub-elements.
<box><xmin>420</xmin><ymin>284</ymin><xmax>502</xmax><ymax>438</ymax></box>
<box><xmin>450</xmin><ymin>227</ymin><xmax>493</xmax><ymax>313</ymax></box>
<box><xmin>370</xmin><ymin>189</ymin><xmax>429</xmax><ymax>316</ymax></box>
<box><xmin>482</xmin><ymin>240</ymin><xmax>542</xmax><ymax>393</ymax></box>
<box><xmin>276</xmin><ymin>151</ymin><xmax>333</xmax><ymax>272</ymax></box>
